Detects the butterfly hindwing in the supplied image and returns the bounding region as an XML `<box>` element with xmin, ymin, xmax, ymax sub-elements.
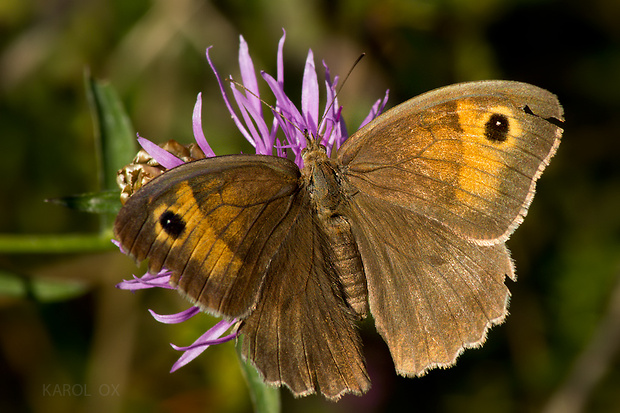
<box><xmin>240</xmin><ymin>189</ymin><xmax>369</xmax><ymax>399</ymax></box>
<box><xmin>345</xmin><ymin>191</ymin><xmax>514</xmax><ymax>376</ymax></box>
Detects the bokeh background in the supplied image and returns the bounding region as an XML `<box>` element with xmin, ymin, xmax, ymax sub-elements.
<box><xmin>1</xmin><ymin>0</ymin><xmax>619</xmax><ymax>412</ymax></box>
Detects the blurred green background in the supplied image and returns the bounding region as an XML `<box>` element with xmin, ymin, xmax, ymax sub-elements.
<box><xmin>1</xmin><ymin>0</ymin><xmax>619</xmax><ymax>412</ymax></box>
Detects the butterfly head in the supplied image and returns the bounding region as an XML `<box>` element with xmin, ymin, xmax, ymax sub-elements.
<box><xmin>301</xmin><ymin>131</ymin><xmax>329</xmax><ymax>168</ymax></box>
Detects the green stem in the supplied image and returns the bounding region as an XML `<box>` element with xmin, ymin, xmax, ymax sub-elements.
<box><xmin>0</xmin><ymin>233</ymin><xmax>114</xmax><ymax>254</ymax></box>
<box><xmin>236</xmin><ymin>338</ymin><xmax>281</xmax><ymax>413</ymax></box>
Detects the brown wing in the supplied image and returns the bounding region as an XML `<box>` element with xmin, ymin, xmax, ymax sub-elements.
<box><xmin>345</xmin><ymin>192</ymin><xmax>514</xmax><ymax>376</ymax></box>
<box><xmin>240</xmin><ymin>188</ymin><xmax>369</xmax><ymax>400</ymax></box>
<box><xmin>115</xmin><ymin>153</ymin><xmax>368</xmax><ymax>398</ymax></box>
<box><xmin>114</xmin><ymin>154</ymin><xmax>303</xmax><ymax>319</ymax></box>
<box><xmin>336</xmin><ymin>81</ymin><xmax>562</xmax><ymax>376</ymax></box>
<box><xmin>338</xmin><ymin>81</ymin><xmax>563</xmax><ymax>244</ymax></box>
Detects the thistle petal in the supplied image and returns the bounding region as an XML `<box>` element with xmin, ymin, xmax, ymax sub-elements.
<box><xmin>192</xmin><ymin>93</ymin><xmax>215</xmax><ymax>157</ymax></box>
<box><xmin>137</xmin><ymin>136</ymin><xmax>183</xmax><ymax>169</ymax></box>
<box><xmin>301</xmin><ymin>49</ymin><xmax>319</xmax><ymax>138</ymax></box>
<box><xmin>115</xmin><ymin>270</ymin><xmax>174</xmax><ymax>290</ymax></box>
<box><xmin>238</xmin><ymin>35</ymin><xmax>262</xmax><ymax>118</ymax></box>
<box><xmin>206</xmin><ymin>47</ymin><xmax>255</xmax><ymax>145</ymax></box>
<box><xmin>149</xmin><ymin>307</ymin><xmax>201</xmax><ymax>324</ymax></box>
<box><xmin>359</xmin><ymin>89</ymin><xmax>390</xmax><ymax>129</ymax></box>
<box><xmin>170</xmin><ymin>319</ymin><xmax>238</xmax><ymax>372</ymax></box>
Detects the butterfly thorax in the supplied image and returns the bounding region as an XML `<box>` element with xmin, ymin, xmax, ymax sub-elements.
<box><xmin>301</xmin><ymin>141</ymin><xmax>344</xmax><ymax>219</ymax></box>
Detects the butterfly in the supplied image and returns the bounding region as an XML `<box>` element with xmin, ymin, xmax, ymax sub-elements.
<box><xmin>114</xmin><ymin>80</ymin><xmax>563</xmax><ymax>399</ymax></box>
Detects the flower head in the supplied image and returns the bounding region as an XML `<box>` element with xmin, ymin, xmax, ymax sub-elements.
<box><xmin>116</xmin><ymin>31</ymin><xmax>388</xmax><ymax>372</ymax></box>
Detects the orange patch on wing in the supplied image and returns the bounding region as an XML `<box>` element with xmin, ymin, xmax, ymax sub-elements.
<box><xmin>455</xmin><ymin>100</ymin><xmax>522</xmax><ymax>208</ymax></box>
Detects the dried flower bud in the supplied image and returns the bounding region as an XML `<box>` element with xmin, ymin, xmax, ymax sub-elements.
<box><xmin>117</xmin><ymin>139</ymin><xmax>207</xmax><ymax>204</ymax></box>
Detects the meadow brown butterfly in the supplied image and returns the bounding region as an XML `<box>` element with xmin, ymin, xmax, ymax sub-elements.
<box><xmin>114</xmin><ymin>80</ymin><xmax>563</xmax><ymax>399</ymax></box>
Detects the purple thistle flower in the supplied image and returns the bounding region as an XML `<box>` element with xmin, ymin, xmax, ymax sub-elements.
<box><xmin>116</xmin><ymin>30</ymin><xmax>388</xmax><ymax>372</ymax></box>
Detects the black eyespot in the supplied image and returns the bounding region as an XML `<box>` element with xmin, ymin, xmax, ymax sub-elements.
<box><xmin>485</xmin><ymin>113</ymin><xmax>510</xmax><ymax>142</ymax></box>
<box><xmin>159</xmin><ymin>211</ymin><xmax>185</xmax><ymax>238</ymax></box>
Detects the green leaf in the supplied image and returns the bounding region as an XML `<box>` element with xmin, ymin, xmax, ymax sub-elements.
<box><xmin>236</xmin><ymin>337</ymin><xmax>281</xmax><ymax>413</ymax></box>
<box><xmin>84</xmin><ymin>70</ymin><xmax>136</xmax><ymax>231</ymax></box>
<box><xmin>46</xmin><ymin>190</ymin><xmax>122</xmax><ymax>214</ymax></box>
<box><xmin>84</xmin><ymin>70</ymin><xmax>137</xmax><ymax>192</ymax></box>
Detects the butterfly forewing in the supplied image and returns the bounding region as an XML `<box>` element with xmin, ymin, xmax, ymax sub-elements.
<box><xmin>114</xmin><ymin>154</ymin><xmax>303</xmax><ymax>318</ymax></box>
<box><xmin>338</xmin><ymin>81</ymin><xmax>563</xmax><ymax>243</ymax></box>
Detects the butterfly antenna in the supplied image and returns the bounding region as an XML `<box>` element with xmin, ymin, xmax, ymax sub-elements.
<box><xmin>319</xmin><ymin>53</ymin><xmax>365</xmax><ymax>137</ymax></box>
<box><xmin>225</xmin><ymin>78</ymin><xmax>306</xmax><ymax>138</ymax></box>
<box><xmin>337</xmin><ymin>53</ymin><xmax>365</xmax><ymax>97</ymax></box>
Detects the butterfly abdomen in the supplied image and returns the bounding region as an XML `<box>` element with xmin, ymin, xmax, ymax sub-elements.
<box><xmin>303</xmin><ymin>148</ymin><xmax>368</xmax><ymax>317</ymax></box>
<box><xmin>320</xmin><ymin>214</ymin><xmax>368</xmax><ymax>317</ymax></box>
